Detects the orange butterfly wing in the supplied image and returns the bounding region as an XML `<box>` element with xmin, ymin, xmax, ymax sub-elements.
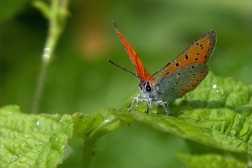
<box><xmin>113</xmin><ymin>22</ymin><xmax>154</xmax><ymax>82</ymax></box>
<box><xmin>156</xmin><ymin>31</ymin><xmax>216</xmax><ymax>84</ymax></box>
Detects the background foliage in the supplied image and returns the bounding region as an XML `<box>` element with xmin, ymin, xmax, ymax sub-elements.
<box><xmin>1</xmin><ymin>1</ymin><xmax>251</xmax><ymax>167</ymax></box>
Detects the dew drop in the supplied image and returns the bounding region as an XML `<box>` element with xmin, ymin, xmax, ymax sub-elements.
<box><xmin>230</xmin><ymin>130</ymin><xmax>236</xmax><ymax>136</ymax></box>
<box><xmin>215</xmin><ymin>109</ymin><xmax>222</xmax><ymax>117</ymax></box>
<box><xmin>33</xmin><ymin>149</ymin><xmax>39</xmax><ymax>153</ymax></box>
<box><xmin>212</xmin><ymin>84</ymin><xmax>217</xmax><ymax>89</ymax></box>
<box><xmin>232</xmin><ymin>139</ymin><xmax>238</xmax><ymax>145</ymax></box>
<box><xmin>13</xmin><ymin>143</ymin><xmax>20</xmax><ymax>148</ymax></box>
<box><xmin>20</xmin><ymin>156</ymin><xmax>29</xmax><ymax>163</ymax></box>
<box><xmin>36</xmin><ymin>121</ymin><xmax>40</xmax><ymax>126</ymax></box>
<box><xmin>11</xmin><ymin>155</ymin><xmax>18</xmax><ymax>162</ymax></box>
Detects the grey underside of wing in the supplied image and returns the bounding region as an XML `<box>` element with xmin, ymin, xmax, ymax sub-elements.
<box><xmin>155</xmin><ymin>63</ymin><xmax>208</xmax><ymax>103</ymax></box>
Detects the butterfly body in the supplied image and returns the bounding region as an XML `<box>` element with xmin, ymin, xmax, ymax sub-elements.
<box><xmin>110</xmin><ymin>22</ymin><xmax>216</xmax><ymax>115</ymax></box>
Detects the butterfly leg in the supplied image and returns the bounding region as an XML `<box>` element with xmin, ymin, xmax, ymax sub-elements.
<box><xmin>128</xmin><ymin>94</ymin><xmax>140</xmax><ymax>112</ymax></box>
<box><xmin>149</xmin><ymin>99</ymin><xmax>154</xmax><ymax>114</ymax></box>
<box><xmin>128</xmin><ymin>98</ymin><xmax>136</xmax><ymax>112</ymax></box>
<box><xmin>156</xmin><ymin>101</ymin><xmax>171</xmax><ymax>116</ymax></box>
<box><xmin>145</xmin><ymin>103</ymin><xmax>149</xmax><ymax>113</ymax></box>
<box><xmin>148</xmin><ymin>105</ymin><xmax>153</xmax><ymax>114</ymax></box>
<box><xmin>145</xmin><ymin>101</ymin><xmax>152</xmax><ymax>114</ymax></box>
<box><xmin>162</xmin><ymin>103</ymin><xmax>171</xmax><ymax>116</ymax></box>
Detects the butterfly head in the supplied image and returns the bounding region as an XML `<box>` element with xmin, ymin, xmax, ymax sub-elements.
<box><xmin>139</xmin><ymin>80</ymin><xmax>154</xmax><ymax>96</ymax></box>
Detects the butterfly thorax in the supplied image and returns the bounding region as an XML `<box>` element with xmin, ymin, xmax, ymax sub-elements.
<box><xmin>138</xmin><ymin>81</ymin><xmax>160</xmax><ymax>102</ymax></box>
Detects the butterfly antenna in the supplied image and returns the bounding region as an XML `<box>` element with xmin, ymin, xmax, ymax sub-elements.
<box><xmin>108</xmin><ymin>59</ymin><xmax>140</xmax><ymax>79</ymax></box>
<box><xmin>148</xmin><ymin>62</ymin><xmax>170</xmax><ymax>81</ymax></box>
<box><xmin>112</xmin><ymin>21</ymin><xmax>119</xmax><ymax>32</ymax></box>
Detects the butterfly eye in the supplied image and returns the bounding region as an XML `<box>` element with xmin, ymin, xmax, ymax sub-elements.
<box><xmin>145</xmin><ymin>82</ymin><xmax>152</xmax><ymax>92</ymax></box>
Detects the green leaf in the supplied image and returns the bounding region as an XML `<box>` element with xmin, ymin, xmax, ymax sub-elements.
<box><xmin>0</xmin><ymin>106</ymin><xmax>128</xmax><ymax>167</ymax></box>
<box><xmin>72</xmin><ymin>112</ymin><xmax>103</xmax><ymax>139</ymax></box>
<box><xmin>110</xmin><ymin>72</ymin><xmax>252</xmax><ymax>155</ymax></box>
<box><xmin>73</xmin><ymin>109</ymin><xmax>132</xmax><ymax>139</ymax></box>
<box><xmin>177</xmin><ymin>153</ymin><xmax>246</xmax><ymax>168</ymax></box>
<box><xmin>0</xmin><ymin>105</ymin><xmax>73</xmax><ymax>167</ymax></box>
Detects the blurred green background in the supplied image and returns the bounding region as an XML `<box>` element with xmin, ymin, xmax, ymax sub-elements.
<box><xmin>1</xmin><ymin>1</ymin><xmax>251</xmax><ymax>167</ymax></box>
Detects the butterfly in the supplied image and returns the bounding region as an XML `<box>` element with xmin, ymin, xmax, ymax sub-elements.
<box><xmin>109</xmin><ymin>21</ymin><xmax>216</xmax><ymax>116</ymax></box>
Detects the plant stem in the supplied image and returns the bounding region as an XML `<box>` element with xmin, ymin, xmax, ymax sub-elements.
<box><xmin>31</xmin><ymin>0</ymin><xmax>69</xmax><ymax>114</ymax></box>
<box><xmin>82</xmin><ymin>135</ymin><xmax>99</xmax><ymax>168</ymax></box>
<box><xmin>81</xmin><ymin>117</ymin><xmax>127</xmax><ymax>167</ymax></box>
